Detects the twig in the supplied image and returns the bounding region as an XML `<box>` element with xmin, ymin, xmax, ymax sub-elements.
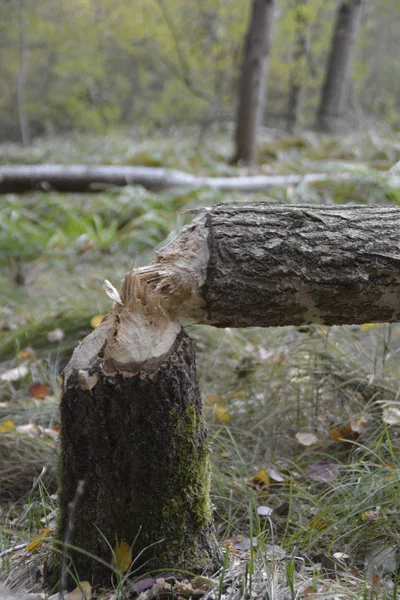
<box><xmin>59</xmin><ymin>480</ymin><xmax>85</xmax><ymax>598</ymax></box>
<box><xmin>0</xmin><ymin>543</ymin><xmax>28</xmax><ymax>559</ymax></box>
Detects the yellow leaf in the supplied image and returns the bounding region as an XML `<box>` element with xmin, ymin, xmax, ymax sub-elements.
<box><xmin>17</xmin><ymin>347</ymin><xmax>36</xmax><ymax>360</ymax></box>
<box><xmin>26</xmin><ymin>528</ymin><xmax>51</xmax><ymax>552</ymax></box>
<box><xmin>215</xmin><ymin>406</ymin><xmax>231</xmax><ymax>423</ymax></box>
<box><xmin>90</xmin><ymin>314</ymin><xmax>106</xmax><ymax>329</ymax></box>
<box><xmin>69</xmin><ymin>581</ymin><xmax>92</xmax><ymax>600</ymax></box>
<box><xmin>0</xmin><ymin>419</ymin><xmax>15</xmax><ymax>433</ymax></box>
<box><xmin>111</xmin><ymin>541</ymin><xmax>132</xmax><ymax>573</ymax></box>
<box><xmin>360</xmin><ymin>323</ymin><xmax>378</xmax><ymax>331</ymax></box>
<box><xmin>252</xmin><ymin>469</ymin><xmax>270</xmax><ymax>489</ymax></box>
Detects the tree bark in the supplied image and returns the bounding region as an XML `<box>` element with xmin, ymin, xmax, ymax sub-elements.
<box><xmin>2</xmin><ymin>165</ymin><xmax>399</xmax><ymax>194</ymax></box>
<box><xmin>56</xmin><ymin>274</ymin><xmax>221</xmax><ymax>586</ymax></box>
<box><xmin>137</xmin><ymin>203</ymin><xmax>400</xmax><ymax>328</ymax></box>
<box><xmin>316</xmin><ymin>0</ymin><xmax>364</xmax><ymax>132</ymax></box>
<box><xmin>231</xmin><ymin>0</ymin><xmax>276</xmax><ymax>166</ymax></box>
<box><xmin>286</xmin><ymin>0</ymin><xmax>309</xmax><ymax>131</ymax></box>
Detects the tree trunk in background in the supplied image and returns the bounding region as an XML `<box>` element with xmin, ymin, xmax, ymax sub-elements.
<box><xmin>56</xmin><ymin>274</ymin><xmax>221</xmax><ymax>586</ymax></box>
<box><xmin>17</xmin><ymin>0</ymin><xmax>31</xmax><ymax>146</ymax></box>
<box><xmin>316</xmin><ymin>0</ymin><xmax>364</xmax><ymax>132</ymax></box>
<box><xmin>231</xmin><ymin>0</ymin><xmax>276</xmax><ymax>166</ymax></box>
<box><xmin>286</xmin><ymin>0</ymin><xmax>309</xmax><ymax>131</ymax></box>
<box><xmin>137</xmin><ymin>203</ymin><xmax>400</xmax><ymax>328</ymax></box>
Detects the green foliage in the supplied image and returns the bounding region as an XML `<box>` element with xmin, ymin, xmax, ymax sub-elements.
<box><xmin>1</xmin><ymin>0</ymin><xmax>400</xmax><ymax>139</ymax></box>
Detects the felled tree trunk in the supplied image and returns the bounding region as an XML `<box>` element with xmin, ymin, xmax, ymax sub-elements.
<box><xmin>57</xmin><ymin>274</ymin><xmax>221</xmax><ymax>586</ymax></box>
<box><xmin>1</xmin><ymin>165</ymin><xmax>400</xmax><ymax>194</ymax></box>
<box><xmin>138</xmin><ymin>203</ymin><xmax>400</xmax><ymax>327</ymax></box>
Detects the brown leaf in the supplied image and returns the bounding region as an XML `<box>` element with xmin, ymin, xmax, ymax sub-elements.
<box><xmin>303</xmin><ymin>585</ymin><xmax>315</xmax><ymax>598</ymax></box>
<box><xmin>111</xmin><ymin>541</ymin><xmax>132</xmax><ymax>573</ymax></box>
<box><xmin>28</xmin><ymin>382</ymin><xmax>49</xmax><ymax>399</ymax></box>
<box><xmin>26</xmin><ymin>528</ymin><xmax>51</xmax><ymax>552</ymax></box>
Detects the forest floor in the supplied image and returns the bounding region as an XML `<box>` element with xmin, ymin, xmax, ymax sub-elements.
<box><xmin>1</xmin><ymin>126</ymin><xmax>400</xmax><ymax>599</ymax></box>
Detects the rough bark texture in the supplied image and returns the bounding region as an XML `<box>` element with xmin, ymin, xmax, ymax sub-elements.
<box><xmin>138</xmin><ymin>203</ymin><xmax>400</xmax><ymax>328</ymax></box>
<box><xmin>2</xmin><ymin>165</ymin><xmax>399</xmax><ymax>194</ymax></box>
<box><xmin>286</xmin><ymin>0</ymin><xmax>309</xmax><ymax>131</ymax></box>
<box><xmin>316</xmin><ymin>0</ymin><xmax>364</xmax><ymax>132</ymax></box>
<box><xmin>232</xmin><ymin>0</ymin><xmax>276</xmax><ymax>165</ymax></box>
<box><xmin>57</xmin><ymin>287</ymin><xmax>220</xmax><ymax>586</ymax></box>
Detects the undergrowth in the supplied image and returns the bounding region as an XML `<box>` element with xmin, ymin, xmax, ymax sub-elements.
<box><xmin>1</xmin><ymin>128</ymin><xmax>400</xmax><ymax>598</ymax></box>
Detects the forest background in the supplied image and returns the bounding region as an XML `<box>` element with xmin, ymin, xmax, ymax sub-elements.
<box><xmin>2</xmin><ymin>0</ymin><xmax>400</xmax><ymax>141</ymax></box>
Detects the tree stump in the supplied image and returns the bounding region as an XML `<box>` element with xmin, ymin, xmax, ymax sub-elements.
<box><xmin>57</xmin><ymin>273</ymin><xmax>221</xmax><ymax>587</ymax></box>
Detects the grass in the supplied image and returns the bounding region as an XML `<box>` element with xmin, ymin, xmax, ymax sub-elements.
<box><xmin>1</xmin><ymin>127</ymin><xmax>400</xmax><ymax>598</ymax></box>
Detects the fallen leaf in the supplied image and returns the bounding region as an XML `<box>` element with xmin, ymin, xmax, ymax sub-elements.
<box><xmin>252</xmin><ymin>469</ymin><xmax>270</xmax><ymax>489</ymax></box>
<box><xmin>296</xmin><ymin>432</ymin><xmax>318</xmax><ymax>446</ymax></box>
<box><xmin>47</xmin><ymin>328</ymin><xmax>64</xmax><ymax>342</ymax></box>
<box><xmin>306</xmin><ymin>461</ymin><xmax>340</xmax><ymax>482</ymax></box>
<box><xmin>268</xmin><ymin>468</ymin><xmax>285</xmax><ymax>482</ymax></box>
<box><xmin>111</xmin><ymin>541</ymin><xmax>132</xmax><ymax>573</ymax></box>
<box><xmin>0</xmin><ymin>364</ymin><xmax>29</xmax><ymax>382</ymax></box>
<box><xmin>333</xmin><ymin>552</ymin><xmax>349</xmax><ymax>560</ymax></box>
<box><xmin>16</xmin><ymin>423</ymin><xmax>41</xmax><ymax>437</ymax></box>
<box><xmin>0</xmin><ymin>419</ymin><xmax>15</xmax><ymax>433</ymax></box>
<box><xmin>220</xmin><ymin>451</ymin><xmax>231</xmax><ymax>459</ymax></box>
<box><xmin>17</xmin><ymin>347</ymin><xmax>36</xmax><ymax>360</ymax></box>
<box><xmin>90</xmin><ymin>314</ymin><xmax>106</xmax><ymax>329</ymax></box>
<box><xmin>360</xmin><ymin>323</ymin><xmax>378</xmax><ymax>330</ymax></box>
<box><xmin>382</xmin><ymin>406</ymin><xmax>400</xmax><ymax>425</ymax></box>
<box><xmin>215</xmin><ymin>406</ymin><xmax>231</xmax><ymax>423</ymax></box>
<box><xmin>257</xmin><ymin>505</ymin><xmax>273</xmax><ymax>517</ymax></box>
<box><xmin>127</xmin><ymin>578</ymin><xmax>156</xmax><ymax>595</ymax></box>
<box><xmin>26</xmin><ymin>528</ymin><xmax>51</xmax><ymax>552</ymax></box>
<box><xmin>303</xmin><ymin>585</ymin><xmax>315</xmax><ymax>598</ymax></box>
<box><xmin>329</xmin><ymin>420</ymin><xmax>364</xmax><ymax>442</ymax></box>
<box><xmin>69</xmin><ymin>581</ymin><xmax>92</xmax><ymax>600</ymax></box>
<box><xmin>28</xmin><ymin>382</ymin><xmax>49</xmax><ymax>399</ymax></box>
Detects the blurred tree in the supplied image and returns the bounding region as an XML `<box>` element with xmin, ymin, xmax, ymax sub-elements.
<box><xmin>316</xmin><ymin>0</ymin><xmax>364</xmax><ymax>132</ymax></box>
<box><xmin>286</xmin><ymin>0</ymin><xmax>309</xmax><ymax>131</ymax></box>
<box><xmin>17</xmin><ymin>0</ymin><xmax>31</xmax><ymax>146</ymax></box>
<box><xmin>231</xmin><ymin>0</ymin><xmax>276</xmax><ymax>166</ymax></box>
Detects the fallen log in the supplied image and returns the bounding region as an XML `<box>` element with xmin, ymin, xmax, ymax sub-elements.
<box><xmin>1</xmin><ymin>164</ymin><xmax>399</xmax><ymax>193</ymax></box>
<box><xmin>137</xmin><ymin>202</ymin><xmax>400</xmax><ymax>327</ymax></box>
<box><xmin>56</xmin><ymin>202</ymin><xmax>400</xmax><ymax>586</ymax></box>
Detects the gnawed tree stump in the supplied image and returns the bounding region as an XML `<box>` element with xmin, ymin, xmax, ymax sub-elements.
<box><xmin>57</xmin><ymin>201</ymin><xmax>400</xmax><ymax>587</ymax></box>
<box><xmin>57</xmin><ymin>274</ymin><xmax>221</xmax><ymax>586</ymax></box>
